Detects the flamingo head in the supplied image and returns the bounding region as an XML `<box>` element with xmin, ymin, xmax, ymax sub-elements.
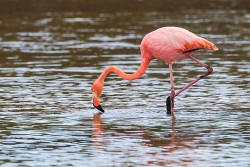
<box><xmin>91</xmin><ymin>79</ymin><xmax>105</xmax><ymax>113</ymax></box>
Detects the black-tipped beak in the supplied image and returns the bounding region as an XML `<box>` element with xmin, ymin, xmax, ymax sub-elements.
<box><xmin>93</xmin><ymin>103</ymin><xmax>105</xmax><ymax>113</ymax></box>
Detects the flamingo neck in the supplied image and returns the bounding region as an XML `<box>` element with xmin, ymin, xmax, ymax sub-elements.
<box><xmin>98</xmin><ymin>58</ymin><xmax>151</xmax><ymax>82</ymax></box>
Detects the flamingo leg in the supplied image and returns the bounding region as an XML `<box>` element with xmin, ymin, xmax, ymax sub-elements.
<box><xmin>174</xmin><ymin>54</ymin><xmax>213</xmax><ymax>98</ymax></box>
<box><xmin>166</xmin><ymin>63</ymin><xmax>175</xmax><ymax>115</ymax></box>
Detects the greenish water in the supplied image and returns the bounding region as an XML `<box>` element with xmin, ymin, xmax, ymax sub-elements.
<box><xmin>0</xmin><ymin>0</ymin><xmax>249</xmax><ymax>166</ymax></box>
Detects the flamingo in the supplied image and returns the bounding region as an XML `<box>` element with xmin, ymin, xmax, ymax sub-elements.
<box><xmin>91</xmin><ymin>27</ymin><xmax>218</xmax><ymax>114</ymax></box>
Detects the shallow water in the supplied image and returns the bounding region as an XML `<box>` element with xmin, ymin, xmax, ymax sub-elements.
<box><xmin>0</xmin><ymin>0</ymin><xmax>250</xmax><ymax>166</ymax></box>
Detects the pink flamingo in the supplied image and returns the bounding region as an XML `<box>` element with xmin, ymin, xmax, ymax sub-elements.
<box><xmin>91</xmin><ymin>27</ymin><xmax>218</xmax><ymax>114</ymax></box>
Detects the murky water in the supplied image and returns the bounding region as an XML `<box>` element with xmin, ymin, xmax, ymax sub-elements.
<box><xmin>0</xmin><ymin>0</ymin><xmax>249</xmax><ymax>166</ymax></box>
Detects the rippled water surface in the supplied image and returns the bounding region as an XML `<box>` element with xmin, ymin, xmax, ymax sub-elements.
<box><xmin>0</xmin><ymin>0</ymin><xmax>249</xmax><ymax>166</ymax></box>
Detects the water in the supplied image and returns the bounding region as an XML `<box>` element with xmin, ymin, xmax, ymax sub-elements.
<box><xmin>0</xmin><ymin>0</ymin><xmax>250</xmax><ymax>166</ymax></box>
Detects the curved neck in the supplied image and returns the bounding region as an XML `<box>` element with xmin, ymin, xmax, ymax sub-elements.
<box><xmin>98</xmin><ymin>58</ymin><xmax>151</xmax><ymax>82</ymax></box>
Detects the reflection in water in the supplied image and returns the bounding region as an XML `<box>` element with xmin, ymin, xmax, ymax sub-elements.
<box><xmin>92</xmin><ymin>114</ymin><xmax>105</xmax><ymax>148</ymax></box>
<box><xmin>92</xmin><ymin>114</ymin><xmax>198</xmax><ymax>166</ymax></box>
<box><xmin>0</xmin><ymin>0</ymin><xmax>250</xmax><ymax>166</ymax></box>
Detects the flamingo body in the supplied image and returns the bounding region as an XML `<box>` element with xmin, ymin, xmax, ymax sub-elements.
<box><xmin>91</xmin><ymin>27</ymin><xmax>218</xmax><ymax>114</ymax></box>
<box><xmin>141</xmin><ymin>27</ymin><xmax>217</xmax><ymax>64</ymax></box>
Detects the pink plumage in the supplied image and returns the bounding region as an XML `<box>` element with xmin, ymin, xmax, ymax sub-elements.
<box><xmin>141</xmin><ymin>27</ymin><xmax>218</xmax><ymax>64</ymax></box>
<box><xmin>91</xmin><ymin>26</ymin><xmax>218</xmax><ymax>114</ymax></box>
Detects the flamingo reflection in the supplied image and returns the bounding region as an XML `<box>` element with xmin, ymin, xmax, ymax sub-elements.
<box><xmin>92</xmin><ymin>114</ymin><xmax>197</xmax><ymax>166</ymax></box>
<box><xmin>92</xmin><ymin>114</ymin><xmax>105</xmax><ymax>147</ymax></box>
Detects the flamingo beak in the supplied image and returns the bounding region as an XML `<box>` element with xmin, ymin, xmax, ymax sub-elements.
<box><xmin>93</xmin><ymin>93</ymin><xmax>105</xmax><ymax>113</ymax></box>
<box><xmin>93</xmin><ymin>104</ymin><xmax>105</xmax><ymax>113</ymax></box>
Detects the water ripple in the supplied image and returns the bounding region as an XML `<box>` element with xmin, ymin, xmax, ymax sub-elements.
<box><xmin>0</xmin><ymin>3</ymin><xmax>250</xmax><ymax>166</ymax></box>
